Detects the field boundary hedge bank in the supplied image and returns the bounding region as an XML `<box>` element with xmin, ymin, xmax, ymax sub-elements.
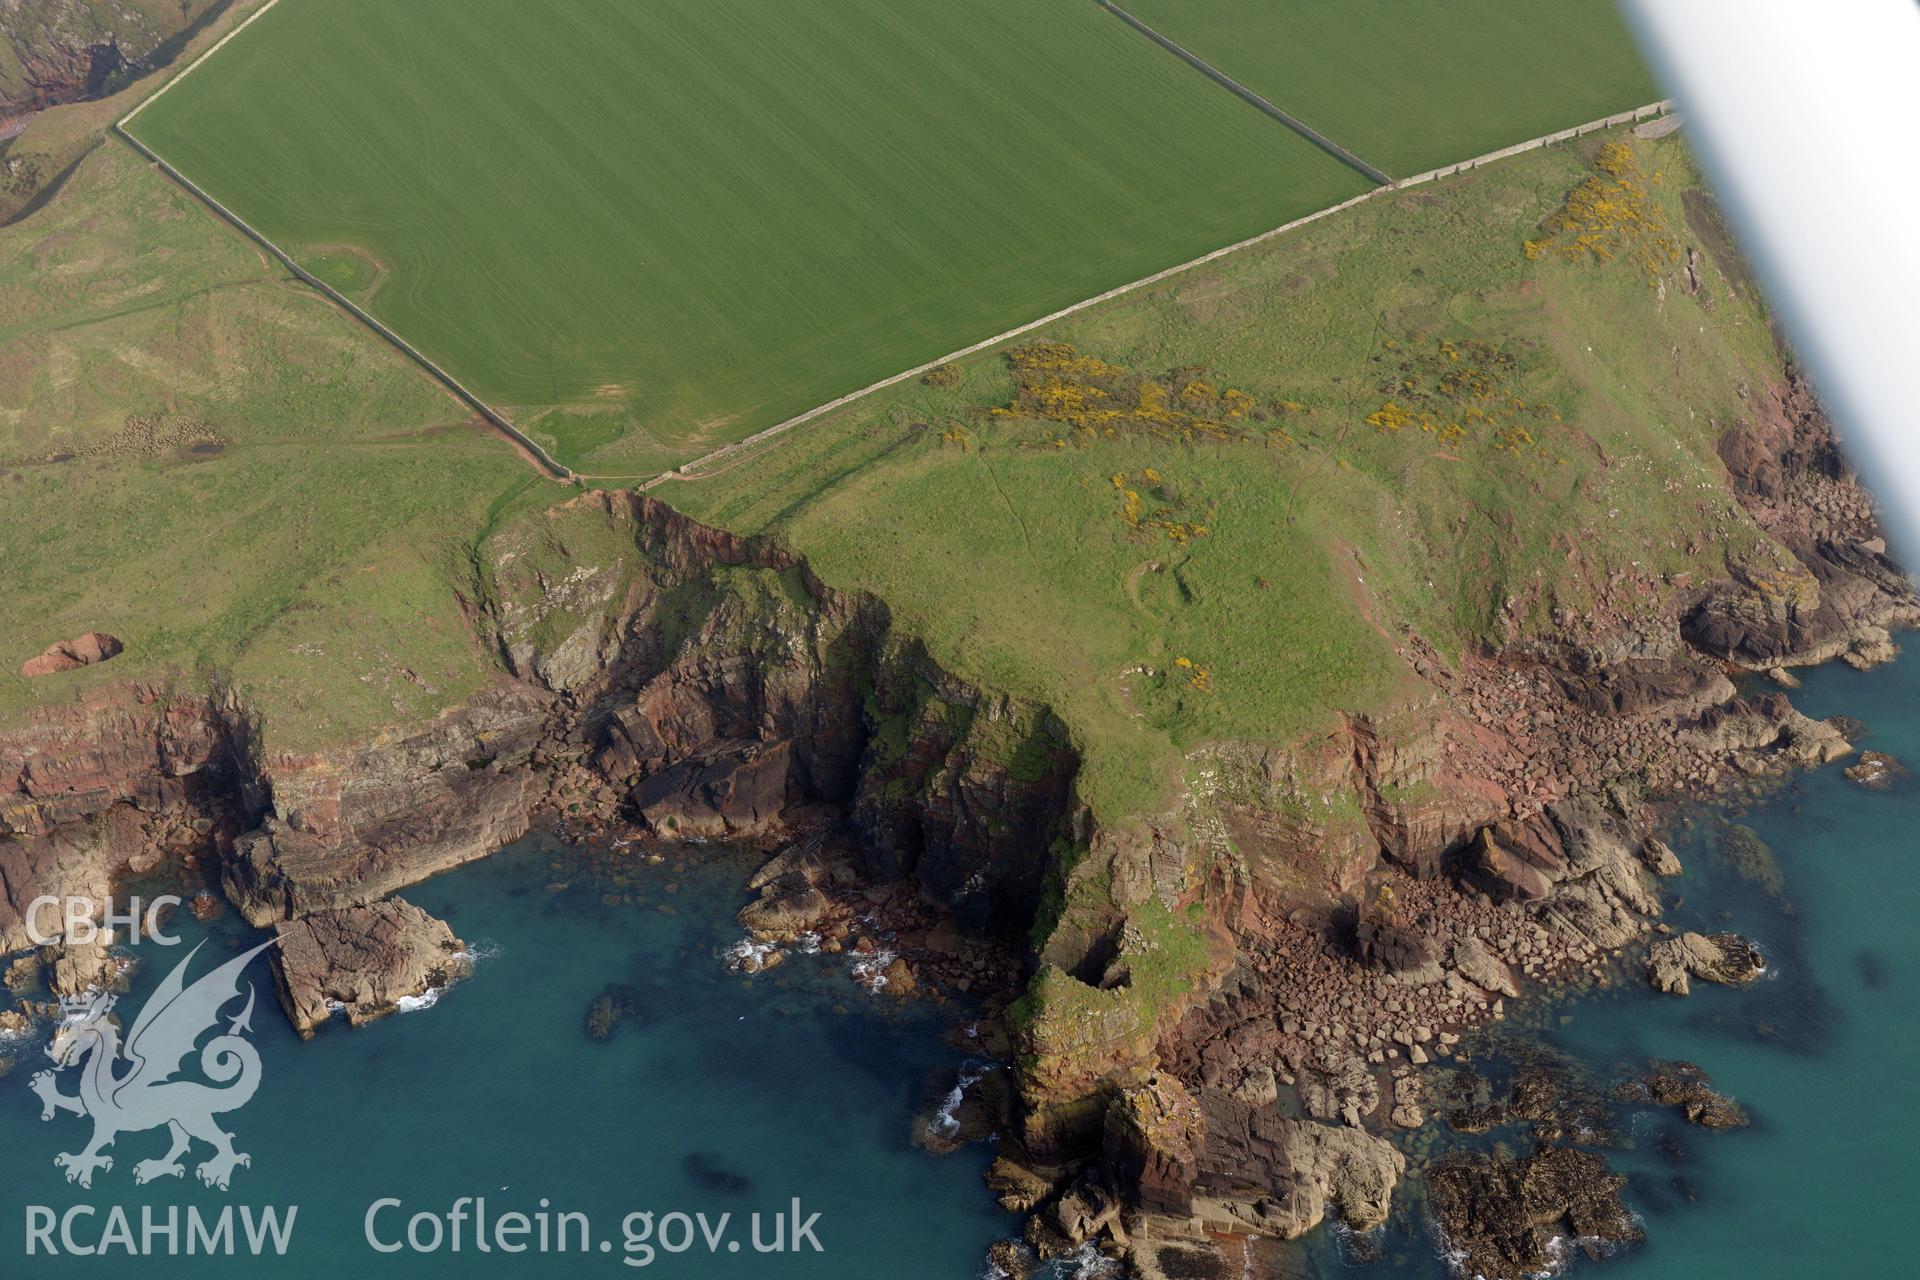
<box><xmin>647</xmin><ymin>97</ymin><xmax>1674</xmax><ymax>490</ymax></box>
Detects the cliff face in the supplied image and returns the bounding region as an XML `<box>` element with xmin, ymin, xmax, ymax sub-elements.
<box><xmin>0</xmin><ymin>0</ymin><xmax>215</xmax><ymax>122</ymax></box>
<box><xmin>222</xmin><ymin>679</ymin><xmax>554</xmax><ymax>926</ymax></box>
<box><xmin>1</xmin><ymin>382</ymin><xmax>1911</xmax><ymax>1267</ymax></box>
<box><xmin>0</xmin><ymin>680</ymin><xmax>253</xmax><ymax>949</ymax></box>
<box><xmin>484</xmin><ymin>491</ymin><xmax>1082</xmax><ymax>936</ymax></box>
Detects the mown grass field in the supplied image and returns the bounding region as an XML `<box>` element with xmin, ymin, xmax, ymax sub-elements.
<box><xmin>0</xmin><ymin>142</ymin><xmax>562</xmax><ymax>747</ymax></box>
<box><xmin>125</xmin><ymin>0</ymin><xmax>1374</xmax><ymax>477</ymax></box>
<box><xmin>1117</xmin><ymin>0</ymin><xmax>1661</xmax><ymax>178</ymax></box>
<box><xmin>657</xmin><ymin>132</ymin><xmax>1782</xmax><ymax>822</ymax></box>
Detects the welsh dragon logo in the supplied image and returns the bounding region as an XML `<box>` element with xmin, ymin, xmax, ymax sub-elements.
<box><xmin>29</xmin><ymin>940</ymin><xmax>274</xmax><ymax>1190</ymax></box>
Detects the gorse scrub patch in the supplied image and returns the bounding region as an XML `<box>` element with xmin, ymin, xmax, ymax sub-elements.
<box><xmin>1525</xmin><ymin>141</ymin><xmax>1680</xmax><ymax>284</ymax></box>
<box><xmin>1110</xmin><ymin>470</ymin><xmax>1211</xmax><ymax>546</ymax></box>
<box><xmin>1366</xmin><ymin>337</ymin><xmax>1565</xmax><ymax>460</ymax></box>
<box><xmin>992</xmin><ymin>342</ymin><xmax>1297</xmax><ymax>449</ymax></box>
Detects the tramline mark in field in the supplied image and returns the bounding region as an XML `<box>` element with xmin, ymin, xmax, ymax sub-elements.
<box><xmin>1114</xmin><ymin>0</ymin><xmax>1660</xmax><ymax>178</ymax></box>
<box><xmin>124</xmin><ymin>0</ymin><xmax>1373</xmax><ymax>474</ymax></box>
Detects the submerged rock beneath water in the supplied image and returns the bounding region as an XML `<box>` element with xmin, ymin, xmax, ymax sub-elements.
<box><xmin>1427</xmin><ymin>1145</ymin><xmax>1642</xmax><ymax>1279</ymax></box>
<box><xmin>272</xmin><ymin>898</ymin><xmax>467</xmax><ymax>1036</ymax></box>
<box><xmin>1444</xmin><ymin>1053</ymin><xmax>1616</xmax><ymax>1145</ymax></box>
<box><xmin>584</xmin><ymin>983</ymin><xmax>645</xmax><ymax>1041</ymax></box>
<box><xmin>1647</xmin><ymin>931</ymin><xmax>1765</xmax><ymax>996</ymax></box>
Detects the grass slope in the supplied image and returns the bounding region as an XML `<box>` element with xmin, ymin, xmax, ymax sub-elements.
<box><xmin>657</xmin><ymin>131</ymin><xmax>1781</xmax><ymax>823</ymax></box>
<box><xmin>125</xmin><ymin>0</ymin><xmax>1371</xmax><ymax>476</ymax></box>
<box><xmin>1117</xmin><ymin>0</ymin><xmax>1661</xmax><ymax>178</ymax></box>
<box><xmin>0</xmin><ymin>143</ymin><xmax>561</xmax><ymax>747</ymax></box>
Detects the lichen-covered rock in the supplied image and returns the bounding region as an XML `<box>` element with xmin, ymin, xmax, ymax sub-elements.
<box><xmin>1104</xmin><ymin>1072</ymin><xmax>1205</xmax><ymax>1215</ymax></box>
<box><xmin>271</xmin><ymin>898</ymin><xmax>467</xmax><ymax>1037</ymax></box>
<box><xmin>1428</xmin><ymin>1146</ymin><xmax>1642</xmax><ymax>1279</ymax></box>
<box><xmin>1451</xmin><ymin>934</ymin><xmax>1520</xmax><ymax>999</ymax></box>
<box><xmin>984</xmin><ymin>1155</ymin><xmax>1061</xmax><ymax>1215</ymax></box>
<box><xmin>1647</xmin><ymin>931</ymin><xmax>1765</xmax><ymax>996</ymax></box>
<box><xmin>1195</xmin><ymin>1090</ymin><xmax>1404</xmax><ymax>1238</ymax></box>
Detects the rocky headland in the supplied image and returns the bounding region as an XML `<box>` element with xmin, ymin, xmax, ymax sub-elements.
<box><xmin>0</xmin><ymin>370</ymin><xmax>1910</xmax><ymax>1274</ymax></box>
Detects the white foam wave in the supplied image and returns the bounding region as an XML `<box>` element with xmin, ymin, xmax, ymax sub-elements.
<box><xmin>457</xmin><ymin>938</ymin><xmax>504</xmax><ymax>968</ymax></box>
<box><xmin>850</xmin><ymin>947</ymin><xmax>897</xmax><ymax>993</ymax></box>
<box><xmin>931</xmin><ymin>1063</ymin><xmax>993</xmax><ymax>1138</ymax></box>
<box><xmin>723</xmin><ymin>935</ymin><xmax>780</xmax><ymax>974</ymax></box>
<box><xmin>1046</xmin><ymin>1241</ymin><xmax>1122</xmax><ymax>1278</ymax></box>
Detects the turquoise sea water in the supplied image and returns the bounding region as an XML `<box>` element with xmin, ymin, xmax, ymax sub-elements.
<box><xmin>1310</xmin><ymin>653</ymin><xmax>1920</xmax><ymax>1278</ymax></box>
<box><xmin>0</xmin><ymin>840</ymin><xmax>1011</xmax><ymax>1276</ymax></box>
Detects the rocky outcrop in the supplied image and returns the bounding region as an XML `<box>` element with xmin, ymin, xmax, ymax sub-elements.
<box><xmin>1103</xmin><ymin>1073</ymin><xmax>1205</xmax><ymax>1216</ymax></box>
<box><xmin>0</xmin><ymin>378</ymin><xmax>1906</xmax><ymax>1270</ymax></box>
<box><xmin>1846</xmin><ymin>750</ymin><xmax>1904</xmax><ymax>789</ymax></box>
<box><xmin>270</xmin><ymin>898</ymin><xmax>467</xmax><ymax>1037</ymax></box>
<box><xmin>1693</xmin><ymin>374</ymin><xmax>1920</xmax><ymax>669</ymax></box>
<box><xmin>41</xmin><ymin>940</ymin><xmax>130</xmax><ymax>995</ymax></box>
<box><xmin>1193</xmin><ymin>1088</ymin><xmax>1404</xmax><ymax>1238</ymax></box>
<box><xmin>19</xmin><ymin>631</ymin><xmax>122</xmax><ymax>677</ymax></box>
<box><xmin>0</xmin><ymin>681</ymin><xmax>253</xmax><ymax>951</ymax></box>
<box><xmin>1621</xmin><ymin>1060</ymin><xmax>1749</xmax><ymax>1129</ymax></box>
<box><xmin>1428</xmin><ymin>1146</ymin><xmax>1642</xmax><ymax>1279</ymax></box>
<box><xmin>222</xmin><ymin>680</ymin><xmax>552</xmax><ymax>926</ymax></box>
<box><xmin>629</xmin><ymin>740</ymin><xmax>789</xmax><ymax>838</ymax></box>
<box><xmin>1647</xmin><ymin>930</ymin><xmax>1765</xmax><ymax>995</ymax></box>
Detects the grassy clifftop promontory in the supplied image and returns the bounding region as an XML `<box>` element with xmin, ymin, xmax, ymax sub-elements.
<box><xmin>656</xmin><ymin>132</ymin><xmax>1780</xmax><ymax>826</ymax></box>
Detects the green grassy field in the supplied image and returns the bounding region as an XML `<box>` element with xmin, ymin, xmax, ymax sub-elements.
<box><xmin>657</xmin><ymin>132</ymin><xmax>1781</xmax><ymax>822</ymax></box>
<box><xmin>1116</xmin><ymin>0</ymin><xmax>1661</xmax><ymax>177</ymax></box>
<box><xmin>0</xmin><ymin>142</ymin><xmax>562</xmax><ymax>748</ymax></box>
<box><xmin>124</xmin><ymin>0</ymin><xmax>1374</xmax><ymax>477</ymax></box>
